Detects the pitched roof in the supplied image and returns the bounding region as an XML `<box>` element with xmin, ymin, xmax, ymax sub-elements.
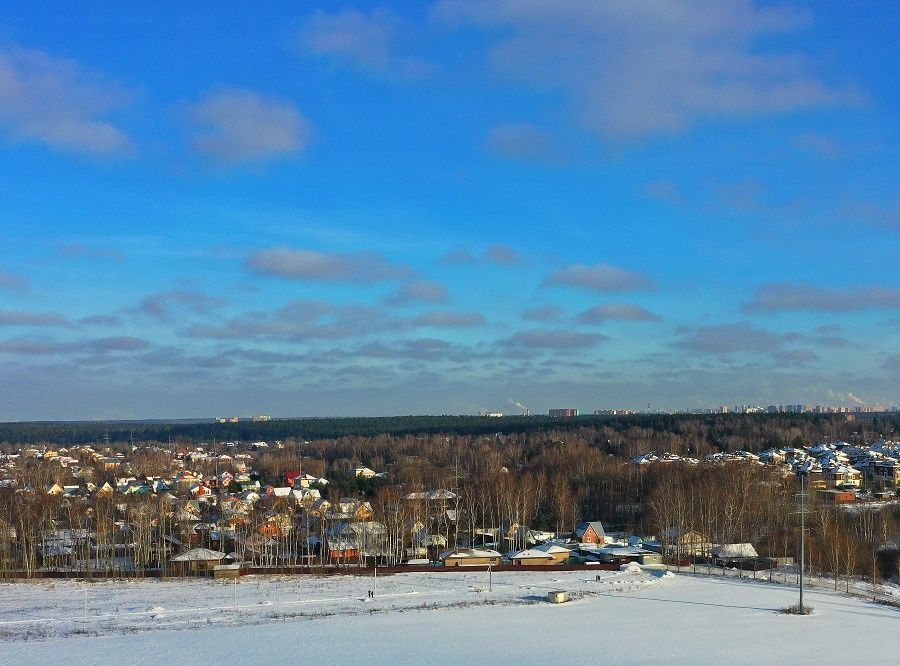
<box><xmin>170</xmin><ymin>547</ymin><xmax>227</xmax><ymax>562</ymax></box>
<box><xmin>575</xmin><ymin>521</ymin><xmax>605</xmax><ymax>537</ymax></box>
<box><xmin>511</xmin><ymin>548</ymin><xmax>554</xmax><ymax>560</ymax></box>
<box><xmin>533</xmin><ymin>543</ymin><xmax>571</xmax><ymax>554</ymax></box>
<box><xmin>440</xmin><ymin>548</ymin><xmax>502</xmax><ymax>560</ymax></box>
<box><xmin>712</xmin><ymin>543</ymin><xmax>758</xmax><ymax>559</ymax></box>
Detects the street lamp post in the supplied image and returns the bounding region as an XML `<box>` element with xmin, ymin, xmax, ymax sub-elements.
<box><xmin>792</xmin><ymin>472</ymin><xmax>811</xmax><ymax>613</ymax></box>
<box><xmin>799</xmin><ymin>473</ymin><xmax>805</xmax><ymax>611</ymax></box>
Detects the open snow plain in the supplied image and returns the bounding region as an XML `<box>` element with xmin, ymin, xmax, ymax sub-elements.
<box><xmin>1</xmin><ymin>567</ymin><xmax>896</xmax><ymax>665</ymax></box>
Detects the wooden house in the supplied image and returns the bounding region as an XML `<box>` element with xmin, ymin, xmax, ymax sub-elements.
<box><xmin>574</xmin><ymin>521</ymin><xmax>606</xmax><ymax>545</ymax></box>
<box><xmin>661</xmin><ymin>529</ymin><xmax>711</xmax><ymax>557</ymax></box>
<box><xmin>532</xmin><ymin>543</ymin><xmax>573</xmax><ymax>564</ymax></box>
<box><xmin>169</xmin><ymin>547</ymin><xmax>227</xmax><ymax>575</ymax></box>
<box><xmin>326</xmin><ymin>539</ymin><xmax>359</xmax><ymax>563</ymax></box>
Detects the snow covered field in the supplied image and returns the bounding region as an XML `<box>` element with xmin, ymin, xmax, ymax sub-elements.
<box><xmin>0</xmin><ymin>568</ymin><xmax>896</xmax><ymax>665</ymax></box>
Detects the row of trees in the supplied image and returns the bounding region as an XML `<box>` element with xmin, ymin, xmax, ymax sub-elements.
<box><xmin>3</xmin><ymin>412</ymin><xmax>898</xmax><ymax>452</ymax></box>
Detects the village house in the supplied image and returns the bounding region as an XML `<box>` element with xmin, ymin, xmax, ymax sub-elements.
<box><xmin>510</xmin><ymin>548</ymin><xmax>556</xmax><ymax>565</ymax></box>
<box><xmin>823</xmin><ymin>465</ymin><xmax>862</xmax><ymax>489</ymax></box>
<box><xmin>511</xmin><ymin>543</ymin><xmax>571</xmax><ymax>566</ymax></box>
<box><xmin>574</xmin><ymin>520</ymin><xmax>606</xmax><ymax>545</ymax></box>
<box><xmin>658</xmin><ymin>529</ymin><xmax>712</xmax><ymax>557</ymax></box>
<box><xmin>711</xmin><ymin>543</ymin><xmax>759</xmax><ymax>567</ymax></box>
<box><xmin>871</xmin><ymin>460</ymin><xmax>900</xmax><ymax>488</ymax></box>
<box><xmin>351</xmin><ymin>466</ymin><xmax>377</xmax><ymax>479</ymax></box>
<box><xmin>169</xmin><ymin>547</ymin><xmax>228</xmax><ymax>576</ymax></box>
<box><xmin>440</xmin><ymin>548</ymin><xmax>502</xmax><ymax>567</ymax></box>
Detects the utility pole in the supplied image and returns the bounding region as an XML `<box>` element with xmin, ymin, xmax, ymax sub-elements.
<box><xmin>799</xmin><ymin>473</ymin><xmax>805</xmax><ymax>611</ymax></box>
<box><xmin>792</xmin><ymin>472</ymin><xmax>811</xmax><ymax>612</ymax></box>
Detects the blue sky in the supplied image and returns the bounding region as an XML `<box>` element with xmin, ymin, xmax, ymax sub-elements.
<box><xmin>0</xmin><ymin>0</ymin><xmax>898</xmax><ymax>419</ymax></box>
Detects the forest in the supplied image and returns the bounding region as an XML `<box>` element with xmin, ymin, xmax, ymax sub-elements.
<box><xmin>2</xmin><ymin>411</ymin><xmax>898</xmax><ymax>450</ymax></box>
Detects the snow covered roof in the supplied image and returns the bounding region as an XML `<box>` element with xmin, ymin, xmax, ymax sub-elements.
<box><xmin>171</xmin><ymin>547</ymin><xmax>227</xmax><ymax>562</ymax></box>
<box><xmin>594</xmin><ymin>545</ymin><xmax>651</xmax><ymax>556</ymax></box>
<box><xmin>575</xmin><ymin>521</ymin><xmax>605</xmax><ymax>537</ymax></box>
<box><xmin>420</xmin><ymin>534</ymin><xmax>448</xmax><ymax>547</ymax></box>
<box><xmin>425</xmin><ymin>489</ymin><xmax>456</xmax><ymax>500</ymax></box>
<box><xmin>440</xmin><ymin>548</ymin><xmax>501</xmax><ymax>560</ymax></box>
<box><xmin>511</xmin><ymin>549</ymin><xmax>554</xmax><ymax>560</ymax></box>
<box><xmin>712</xmin><ymin>543</ymin><xmax>758</xmax><ymax>559</ymax></box>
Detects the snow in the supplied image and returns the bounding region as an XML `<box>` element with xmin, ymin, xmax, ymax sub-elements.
<box><xmin>510</xmin><ymin>549</ymin><xmax>553</xmax><ymax>560</ymax></box>
<box><xmin>0</xmin><ymin>569</ymin><xmax>896</xmax><ymax>664</ymax></box>
<box><xmin>711</xmin><ymin>543</ymin><xmax>759</xmax><ymax>559</ymax></box>
<box><xmin>169</xmin><ymin>548</ymin><xmax>227</xmax><ymax>562</ymax></box>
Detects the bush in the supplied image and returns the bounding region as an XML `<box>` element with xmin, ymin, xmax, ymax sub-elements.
<box><xmin>779</xmin><ymin>603</ymin><xmax>814</xmax><ymax>615</ymax></box>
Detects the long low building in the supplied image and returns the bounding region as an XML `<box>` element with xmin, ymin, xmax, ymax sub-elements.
<box><xmin>577</xmin><ymin>544</ymin><xmax>663</xmax><ymax>566</ymax></box>
<box><xmin>510</xmin><ymin>543</ymin><xmax>573</xmax><ymax>566</ymax></box>
<box><xmin>439</xmin><ymin>548</ymin><xmax>502</xmax><ymax>567</ymax></box>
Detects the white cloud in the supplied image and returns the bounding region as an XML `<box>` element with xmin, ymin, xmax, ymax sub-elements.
<box><xmin>672</xmin><ymin>323</ymin><xmax>782</xmax><ymax>354</ymax></box>
<box><xmin>0</xmin><ymin>335</ymin><xmax>149</xmax><ymax>355</ymax></box>
<box><xmin>188</xmin><ymin>88</ymin><xmax>312</xmax><ymax>164</ymax></box>
<box><xmin>411</xmin><ymin>310</ymin><xmax>486</xmax><ymax>328</ymax></box>
<box><xmin>502</xmin><ymin>327</ymin><xmax>607</xmax><ymax>349</ymax></box>
<box><xmin>0</xmin><ymin>47</ymin><xmax>132</xmax><ymax>154</ymax></box>
<box><xmin>440</xmin><ymin>244</ymin><xmax>523</xmax><ymax>266</ymax></box>
<box><xmin>246</xmin><ymin>247</ymin><xmax>410</xmax><ymax>283</ymax></box>
<box><xmin>744</xmin><ymin>283</ymin><xmax>900</xmax><ymax>313</ymax></box>
<box><xmin>135</xmin><ymin>289</ymin><xmax>227</xmax><ymax>322</ymax></box>
<box><xmin>544</xmin><ymin>262</ymin><xmax>653</xmax><ymax>292</ymax></box>
<box><xmin>297</xmin><ymin>9</ymin><xmax>429</xmax><ymax>78</ymax></box>
<box><xmin>522</xmin><ymin>305</ymin><xmax>564</xmax><ymax>322</ymax></box>
<box><xmin>433</xmin><ymin>0</ymin><xmax>862</xmax><ymax>139</ymax></box>
<box><xmin>577</xmin><ymin>303</ymin><xmax>661</xmax><ymax>323</ymax></box>
<box><xmin>384</xmin><ymin>280</ymin><xmax>449</xmax><ymax>305</ymax></box>
<box><xmin>0</xmin><ymin>309</ymin><xmax>69</xmax><ymax>327</ymax></box>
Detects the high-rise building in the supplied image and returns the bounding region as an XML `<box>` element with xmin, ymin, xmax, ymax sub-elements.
<box><xmin>549</xmin><ymin>408</ymin><xmax>578</xmax><ymax>417</ymax></box>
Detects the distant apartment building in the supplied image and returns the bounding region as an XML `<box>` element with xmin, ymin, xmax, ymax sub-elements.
<box><xmin>215</xmin><ymin>416</ymin><xmax>239</xmax><ymax>423</ymax></box>
<box><xmin>594</xmin><ymin>409</ymin><xmax>637</xmax><ymax>416</ymax></box>
<box><xmin>549</xmin><ymin>408</ymin><xmax>578</xmax><ymax>417</ymax></box>
<box><xmin>766</xmin><ymin>404</ymin><xmax>806</xmax><ymax>414</ymax></box>
<box><xmin>252</xmin><ymin>414</ymin><xmax>272</xmax><ymax>422</ymax></box>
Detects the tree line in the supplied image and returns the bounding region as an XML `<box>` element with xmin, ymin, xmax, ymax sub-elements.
<box><xmin>2</xmin><ymin>412</ymin><xmax>898</xmax><ymax>449</ymax></box>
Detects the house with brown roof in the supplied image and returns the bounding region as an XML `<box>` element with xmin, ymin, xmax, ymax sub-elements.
<box><xmin>574</xmin><ymin>521</ymin><xmax>606</xmax><ymax>545</ymax></box>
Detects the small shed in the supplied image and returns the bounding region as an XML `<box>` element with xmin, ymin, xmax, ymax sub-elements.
<box><xmin>170</xmin><ymin>547</ymin><xmax>227</xmax><ymax>575</ymax></box>
<box><xmin>213</xmin><ymin>563</ymin><xmax>242</xmax><ymax>579</ymax></box>
<box><xmin>547</xmin><ymin>590</ymin><xmax>568</xmax><ymax>604</ymax></box>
